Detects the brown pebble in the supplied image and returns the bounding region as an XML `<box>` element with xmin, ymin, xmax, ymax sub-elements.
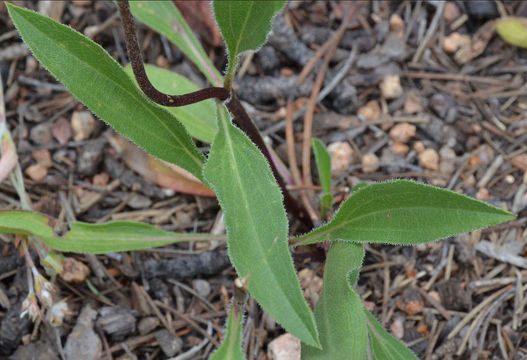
<box><xmin>419</xmin><ymin>149</ymin><xmax>440</xmax><ymax>171</ymax></box>
<box><xmin>358</xmin><ymin>100</ymin><xmax>381</xmax><ymax>121</ymax></box>
<box><xmin>328</xmin><ymin>141</ymin><xmax>353</xmax><ymax>177</ymax></box>
<box><xmin>391</xmin><ymin>142</ymin><xmax>410</xmax><ymax>155</ymax></box>
<box><xmin>389</xmin><ymin>14</ymin><xmax>405</xmax><ymax>37</ymax></box>
<box><xmin>413</xmin><ymin>141</ymin><xmax>425</xmax><ymax>154</ymax></box>
<box><xmin>71</xmin><ymin>111</ymin><xmax>96</xmax><ymax>141</ymax></box>
<box><xmin>92</xmin><ymin>172</ymin><xmax>110</xmax><ymax>187</ymax></box>
<box><xmin>380</xmin><ymin>75</ymin><xmax>403</xmax><ymax>99</ymax></box>
<box><xmin>60</xmin><ymin>257</ymin><xmax>90</xmax><ymax>283</ymax></box>
<box><xmin>476</xmin><ymin>188</ymin><xmax>491</xmax><ymax>200</ymax></box>
<box><xmin>156</xmin><ymin>55</ymin><xmax>170</xmax><ymax>69</ymax></box>
<box><xmin>404</xmin><ymin>92</ymin><xmax>423</xmax><ymax>114</ymax></box>
<box><xmin>443</xmin><ymin>32</ymin><xmax>470</xmax><ymax>53</ymax></box>
<box><xmin>511</xmin><ymin>154</ymin><xmax>527</xmax><ymax>172</ymax></box>
<box><xmin>280</xmin><ymin>68</ymin><xmax>294</xmax><ymax>77</ymax></box>
<box><xmin>389</xmin><ymin>123</ymin><xmax>416</xmax><ymax>143</ymax></box>
<box><xmin>32</xmin><ymin>149</ymin><xmax>52</xmax><ymax>168</ymax></box>
<box><xmin>390</xmin><ymin>317</ymin><xmax>405</xmax><ymax>339</ymax></box>
<box><xmin>362</xmin><ymin>153</ymin><xmax>380</xmax><ymax>173</ymax></box>
<box><xmin>268</xmin><ymin>333</ymin><xmax>301</xmax><ymax>360</ymax></box>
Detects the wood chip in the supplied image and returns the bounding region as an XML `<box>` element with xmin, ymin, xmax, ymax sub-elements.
<box><xmin>24</xmin><ymin>164</ymin><xmax>47</xmax><ymax>182</ymax></box>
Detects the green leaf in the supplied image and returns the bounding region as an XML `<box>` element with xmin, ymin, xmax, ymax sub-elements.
<box><xmin>311</xmin><ymin>139</ymin><xmax>332</xmax><ymax>195</ymax></box>
<box><xmin>203</xmin><ymin>104</ymin><xmax>319</xmax><ymax>348</ymax></box>
<box><xmin>293</xmin><ymin>180</ymin><xmax>515</xmax><ymax>246</ymax></box>
<box><xmin>0</xmin><ymin>210</ymin><xmax>222</xmax><ymax>254</ymax></box>
<box><xmin>129</xmin><ymin>1</ymin><xmax>223</xmax><ymax>86</ymax></box>
<box><xmin>213</xmin><ymin>0</ymin><xmax>286</xmax><ymax>83</ymax></box>
<box><xmin>365</xmin><ymin>310</ymin><xmax>418</xmax><ymax>360</ymax></box>
<box><xmin>210</xmin><ymin>294</ymin><xmax>246</xmax><ymax>360</ymax></box>
<box><xmin>124</xmin><ymin>64</ymin><xmax>217</xmax><ymax>143</ymax></box>
<box><xmin>6</xmin><ymin>3</ymin><xmax>205</xmax><ymax>180</ymax></box>
<box><xmin>0</xmin><ymin>210</ymin><xmax>54</xmax><ymax>238</ymax></box>
<box><xmin>302</xmin><ymin>242</ymin><xmax>367</xmax><ymax>360</ymax></box>
<box><xmin>312</xmin><ymin>138</ymin><xmax>333</xmax><ymax>216</ymax></box>
<box><xmin>496</xmin><ymin>17</ymin><xmax>527</xmax><ymax>49</ymax></box>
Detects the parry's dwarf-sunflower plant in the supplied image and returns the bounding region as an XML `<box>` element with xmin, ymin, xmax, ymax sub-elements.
<box><xmin>0</xmin><ymin>1</ymin><xmax>515</xmax><ymax>359</ymax></box>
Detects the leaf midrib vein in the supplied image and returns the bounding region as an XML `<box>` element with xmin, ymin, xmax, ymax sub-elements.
<box><xmin>300</xmin><ymin>197</ymin><xmax>507</xmax><ymax>244</ymax></box>
<box><xmin>221</xmin><ymin>116</ymin><xmax>306</xmax><ymax>327</ymax></box>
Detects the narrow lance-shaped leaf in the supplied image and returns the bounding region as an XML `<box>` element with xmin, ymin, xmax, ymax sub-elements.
<box><xmin>129</xmin><ymin>1</ymin><xmax>223</xmax><ymax>86</ymax></box>
<box><xmin>124</xmin><ymin>65</ymin><xmax>217</xmax><ymax>143</ymax></box>
<box><xmin>203</xmin><ymin>105</ymin><xmax>319</xmax><ymax>347</ymax></box>
<box><xmin>213</xmin><ymin>0</ymin><xmax>286</xmax><ymax>84</ymax></box>
<box><xmin>312</xmin><ymin>138</ymin><xmax>333</xmax><ymax>212</ymax></box>
<box><xmin>0</xmin><ymin>211</ymin><xmax>223</xmax><ymax>254</ymax></box>
<box><xmin>365</xmin><ymin>310</ymin><xmax>418</xmax><ymax>360</ymax></box>
<box><xmin>6</xmin><ymin>3</ymin><xmax>205</xmax><ymax>180</ymax></box>
<box><xmin>210</xmin><ymin>279</ymin><xmax>248</xmax><ymax>360</ymax></box>
<box><xmin>293</xmin><ymin>180</ymin><xmax>515</xmax><ymax>246</ymax></box>
<box><xmin>302</xmin><ymin>242</ymin><xmax>367</xmax><ymax>360</ymax></box>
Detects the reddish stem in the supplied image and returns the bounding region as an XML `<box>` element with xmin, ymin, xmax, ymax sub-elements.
<box><xmin>116</xmin><ymin>0</ymin><xmax>314</xmax><ymax>229</ymax></box>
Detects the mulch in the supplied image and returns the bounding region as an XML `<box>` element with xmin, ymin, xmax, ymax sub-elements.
<box><xmin>1</xmin><ymin>1</ymin><xmax>527</xmax><ymax>359</ymax></box>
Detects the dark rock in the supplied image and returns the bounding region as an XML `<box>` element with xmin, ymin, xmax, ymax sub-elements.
<box><xmin>0</xmin><ymin>297</ymin><xmax>31</xmax><ymax>355</ymax></box>
<box><xmin>269</xmin><ymin>15</ymin><xmax>314</xmax><ymax>66</ymax></box>
<box><xmin>436</xmin><ymin>279</ymin><xmax>471</xmax><ymax>311</ymax></box>
<box><xmin>138</xmin><ymin>317</ymin><xmax>160</xmax><ymax>335</ymax></box>
<box><xmin>140</xmin><ymin>251</ymin><xmax>230</xmax><ymax>279</ymax></box>
<box><xmin>429</xmin><ymin>93</ymin><xmax>457</xmax><ymax>121</ymax></box>
<box><xmin>10</xmin><ymin>340</ymin><xmax>58</xmax><ymax>360</ymax></box>
<box><xmin>356</xmin><ymin>52</ymin><xmax>390</xmax><ymax>70</ymax></box>
<box><xmin>97</xmin><ymin>305</ymin><xmax>137</xmax><ymax>340</ymax></box>
<box><xmin>154</xmin><ymin>329</ymin><xmax>183</xmax><ymax>357</ymax></box>
<box><xmin>330</xmin><ymin>77</ymin><xmax>358</xmax><ymax>114</ymax></box>
<box><xmin>465</xmin><ymin>0</ymin><xmax>498</xmax><ymax>19</ymax></box>
<box><xmin>64</xmin><ymin>305</ymin><xmax>101</xmax><ymax>360</ymax></box>
<box><xmin>256</xmin><ymin>45</ymin><xmax>281</xmax><ymax>75</ymax></box>
<box><xmin>380</xmin><ymin>147</ymin><xmax>406</xmax><ymax>173</ymax></box>
<box><xmin>235</xmin><ymin>75</ymin><xmax>314</xmax><ymax>104</ymax></box>
<box><xmin>149</xmin><ymin>278</ymin><xmax>174</xmax><ymax>307</ymax></box>
<box><xmin>30</xmin><ymin>122</ymin><xmax>53</xmax><ymax>145</ymax></box>
<box><xmin>104</xmin><ymin>155</ymin><xmax>165</xmax><ymax>198</ymax></box>
<box><xmin>380</xmin><ymin>33</ymin><xmax>406</xmax><ymax>60</ymax></box>
<box><xmin>77</xmin><ymin>139</ymin><xmax>105</xmax><ymax>176</ymax></box>
<box><xmin>299</xmin><ymin>25</ymin><xmax>376</xmax><ymax>53</ymax></box>
<box><xmin>418</xmin><ymin>114</ymin><xmax>465</xmax><ymax>147</ymax></box>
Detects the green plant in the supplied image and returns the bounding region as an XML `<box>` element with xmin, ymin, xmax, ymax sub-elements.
<box><xmin>1</xmin><ymin>1</ymin><xmax>515</xmax><ymax>358</ymax></box>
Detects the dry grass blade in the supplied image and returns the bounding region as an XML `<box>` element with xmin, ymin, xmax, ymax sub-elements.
<box><xmin>301</xmin><ymin>2</ymin><xmax>360</xmax><ymax>189</ymax></box>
